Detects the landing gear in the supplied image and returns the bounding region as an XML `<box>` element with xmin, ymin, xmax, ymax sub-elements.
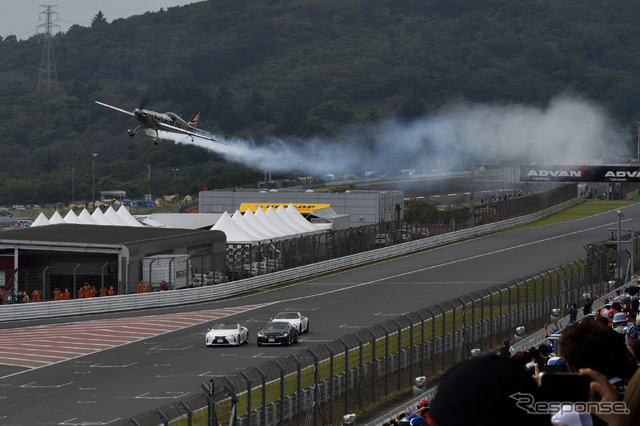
<box><xmin>127</xmin><ymin>125</ymin><xmax>142</xmax><ymax>137</ymax></box>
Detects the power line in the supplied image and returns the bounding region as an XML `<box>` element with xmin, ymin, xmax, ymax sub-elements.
<box><xmin>37</xmin><ymin>5</ymin><xmax>61</xmax><ymax>91</ymax></box>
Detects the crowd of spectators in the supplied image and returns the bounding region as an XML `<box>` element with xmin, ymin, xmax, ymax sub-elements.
<box><xmin>384</xmin><ymin>284</ymin><xmax>640</xmax><ymax>426</ymax></box>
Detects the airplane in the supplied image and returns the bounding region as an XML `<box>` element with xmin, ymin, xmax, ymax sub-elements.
<box><xmin>95</xmin><ymin>100</ymin><xmax>221</xmax><ymax>145</ymax></box>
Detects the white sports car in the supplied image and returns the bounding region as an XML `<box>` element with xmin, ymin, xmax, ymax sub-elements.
<box><xmin>205</xmin><ymin>322</ymin><xmax>249</xmax><ymax>346</ymax></box>
<box><xmin>271</xmin><ymin>312</ymin><xmax>310</xmax><ymax>334</ymax></box>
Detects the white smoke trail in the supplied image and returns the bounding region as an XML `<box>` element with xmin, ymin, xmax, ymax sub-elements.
<box><xmin>163</xmin><ymin>93</ymin><xmax>631</xmax><ymax>176</ymax></box>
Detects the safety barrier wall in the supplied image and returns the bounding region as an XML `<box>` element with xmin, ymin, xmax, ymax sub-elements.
<box><xmin>0</xmin><ymin>197</ymin><xmax>584</xmax><ymax>322</ymax></box>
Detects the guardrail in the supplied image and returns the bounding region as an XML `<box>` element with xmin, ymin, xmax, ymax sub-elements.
<box><xmin>0</xmin><ymin>197</ymin><xmax>584</xmax><ymax>322</ymax></box>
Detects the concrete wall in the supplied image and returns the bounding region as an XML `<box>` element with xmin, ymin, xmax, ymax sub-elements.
<box><xmin>199</xmin><ymin>189</ymin><xmax>404</xmax><ymax>227</ymax></box>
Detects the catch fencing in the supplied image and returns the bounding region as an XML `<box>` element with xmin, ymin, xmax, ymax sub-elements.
<box><xmin>120</xmin><ymin>235</ymin><xmax>638</xmax><ymax>426</ymax></box>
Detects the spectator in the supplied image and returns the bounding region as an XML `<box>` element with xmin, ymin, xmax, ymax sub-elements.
<box><xmin>62</xmin><ymin>288</ymin><xmax>70</xmax><ymax>300</ymax></box>
<box><xmin>53</xmin><ymin>287</ymin><xmax>61</xmax><ymax>301</ymax></box>
<box><xmin>137</xmin><ymin>280</ymin><xmax>146</xmax><ymax>293</ymax></box>
<box><xmin>499</xmin><ymin>340</ymin><xmax>511</xmax><ymax>358</ymax></box>
<box><xmin>628</xmin><ymin>339</ymin><xmax>640</xmax><ymax>366</ymax></box>
<box><xmin>583</xmin><ymin>294</ymin><xmax>593</xmax><ymax>316</ymax></box>
<box><xmin>108</xmin><ymin>286</ymin><xmax>115</xmax><ymax>296</ymax></box>
<box><xmin>612</xmin><ymin>312</ymin><xmax>628</xmax><ymax>334</ymax></box>
<box><xmin>567</xmin><ymin>303</ymin><xmax>578</xmax><ymax>323</ymax></box>
<box><xmin>427</xmin><ymin>354</ymin><xmax>549</xmax><ymax>425</ymax></box>
<box><xmin>559</xmin><ymin>319</ymin><xmax>636</xmax><ymax>399</ymax></box>
<box><xmin>581</xmin><ymin>367</ymin><xmax>640</xmax><ymax>426</ymax></box>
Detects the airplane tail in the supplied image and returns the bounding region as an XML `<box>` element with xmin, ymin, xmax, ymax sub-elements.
<box><xmin>188</xmin><ymin>109</ymin><xmax>201</xmax><ymax>128</ymax></box>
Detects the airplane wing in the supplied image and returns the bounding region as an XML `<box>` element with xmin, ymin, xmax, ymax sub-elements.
<box><xmin>95</xmin><ymin>101</ymin><xmax>135</xmax><ymax>117</ymax></box>
<box><xmin>160</xmin><ymin>122</ymin><xmax>223</xmax><ymax>144</ymax></box>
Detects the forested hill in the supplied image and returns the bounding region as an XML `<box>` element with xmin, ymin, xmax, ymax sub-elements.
<box><xmin>1</xmin><ymin>0</ymin><xmax>640</xmax><ymax>204</ymax></box>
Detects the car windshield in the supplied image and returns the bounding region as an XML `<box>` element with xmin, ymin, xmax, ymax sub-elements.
<box><xmin>263</xmin><ymin>322</ymin><xmax>289</xmax><ymax>331</ymax></box>
<box><xmin>275</xmin><ymin>313</ymin><xmax>298</xmax><ymax>319</ymax></box>
<box><xmin>212</xmin><ymin>323</ymin><xmax>237</xmax><ymax>330</ymax></box>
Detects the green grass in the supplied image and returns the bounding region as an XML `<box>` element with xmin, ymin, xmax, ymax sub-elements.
<box><xmin>510</xmin><ymin>199</ymin><xmax>633</xmax><ymax>230</ymax></box>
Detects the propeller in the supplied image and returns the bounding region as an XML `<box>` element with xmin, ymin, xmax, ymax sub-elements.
<box><xmin>138</xmin><ymin>95</ymin><xmax>150</xmax><ymax>110</ymax></box>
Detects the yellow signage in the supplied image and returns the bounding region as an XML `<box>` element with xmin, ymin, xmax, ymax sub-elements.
<box><xmin>240</xmin><ymin>203</ymin><xmax>330</xmax><ymax>214</ymax></box>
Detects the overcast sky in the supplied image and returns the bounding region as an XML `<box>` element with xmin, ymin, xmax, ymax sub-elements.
<box><xmin>1</xmin><ymin>1</ymin><xmax>203</xmax><ymax>40</ymax></box>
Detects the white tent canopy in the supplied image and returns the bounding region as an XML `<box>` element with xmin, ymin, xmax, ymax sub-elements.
<box><xmin>243</xmin><ymin>209</ymin><xmax>282</xmax><ymax>240</ymax></box>
<box><xmin>231</xmin><ymin>210</ymin><xmax>272</xmax><ymax>240</ymax></box>
<box><xmin>78</xmin><ymin>208</ymin><xmax>99</xmax><ymax>225</ymax></box>
<box><xmin>64</xmin><ymin>210</ymin><xmax>80</xmax><ymax>224</ymax></box>
<box><xmin>26</xmin><ymin>204</ymin><xmax>330</xmax><ymax>240</ymax></box>
<box><xmin>103</xmin><ymin>206</ymin><xmax>129</xmax><ymax>226</ymax></box>
<box><xmin>254</xmin><ymin>208</ymin><xmax>290</xmax><ymax>238</ymax></box>
<box><xmin>211</xmin><ymin>211</ymin><xmax>262</xmax><ymax>244</ymax></box>
<box><xmin>284</xmin><ymin>203</ymin><xmax>325</xmax><ymax>232</ymax></box>
<box><xmin>117</xmin><ymin>206</ymin><xmax>144</xmax><ymax>227</ymax></box>
<box><xmin>30</xmin><ymin>212</ymin><xmax>50</xmax><ymax>227</ymax></box>
<box><xmin>49</xmin><ymin>211</ymin><xmax>65</xmax><ymax>224</ymax></box>
<box><xmin>265</xmin><ymin>206</ymin><xmax>305</xmax><ymax>235</ymax></box>
<box><xmin>91</xmin><ymin>208</ymin><xmax>112</xmax><ymax>225</ymax></box>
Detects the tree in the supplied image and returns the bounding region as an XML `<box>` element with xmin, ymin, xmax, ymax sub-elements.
<box><xmin>91</xmin><ymin>11</ymin><xmax>108</xmax><ymax>27</ymax></box>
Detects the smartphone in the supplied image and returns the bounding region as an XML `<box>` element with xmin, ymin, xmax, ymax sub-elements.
<box><xmin>539</xmin><ymin>372</ymin><xmax>591</xmax><ymax>403</ymax></box>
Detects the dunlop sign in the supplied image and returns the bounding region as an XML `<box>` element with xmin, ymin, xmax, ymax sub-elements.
<box><xmin>240</xmin><ymin>203</ymin><xmax>331</xmax><ymax>214</ymax></box>
<box><xmin>520</xmin><ymin>166</ymin><xmax>640</xmax><ymax>182</ymax></box>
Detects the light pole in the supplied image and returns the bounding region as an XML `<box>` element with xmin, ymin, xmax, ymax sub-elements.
<box><xmin>617</xmin><ymin>209</ymin><xmax>623</xmax><ymax>281</ymax></box>
<box><xmin>172</xmin><ymin>167</ymin><xmax>179</xmax><ymax>195</ymax></box>
<box><xmin>71</xmin><ymin>168</ymin><xmax>75</xmax><ymax>204</ymax></box>
<box><xmin>92</xmin><ymin>153</ymin><xmax>98</xmax><ymax>206</ymax></box>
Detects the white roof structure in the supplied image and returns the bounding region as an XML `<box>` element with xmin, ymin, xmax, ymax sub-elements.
<box><xmin>26</xmin><ymin>204</ymin><xmax>330</xmax><ymax>243</ymax></box>
<box><xmin>265</xmin><ymin>206</ymin><xmax>305</xmax><ymax>235</ymax></box>
<box><xmin>243</xmin><ymin>209</ymin><xmax>281</xmax><ymax>240</ymax></box>
<box><xmin>283</xmin><ymin>204</ymin><xmax>324</xmax><ymax>232</ymax></box>
<box><xmin>78</xmin><ymin>208</ymin><xmax>99</xmax><ymax>225</ymax></box>
<box><xmin>91</xmin><ymin>208</ymin><xmax>111</xmax><ymax>225</ymax></box>
<box><xmin>211</xmin><ymin>212</ymin><xmax>261</xmax><ymax>244</ymax></box>
<box><xmin>116</xmin><ymin>206</ymin><xmax>144</xmax><ymax>227</ymax></box>
<box><xmin>103</xmin><ymin>206</ymin><xmax>129</xmax><ymax>226</ymax></box>
<box><xmin>254</xmin><ymin>208</ymin><xmax>290</xmax><ymax>237</ymax></box>
<box><xmin>30</xmin><ymin>212</ymin><xmax>50</xmax><ymax>227</ymax></box>
<box><xmin>231</xmin><ymin>210</ymin><xmax>271</xmax><ymax>240</ymax></box>
<box><xmin>49</xmin><ymin>211</ymin><xmax>65</xmax><ymax>224</ymax></box>
<box><xmin>64</xmin><ymin>210</ymin><xmax>80</xmax><ymax>224</ymax></box>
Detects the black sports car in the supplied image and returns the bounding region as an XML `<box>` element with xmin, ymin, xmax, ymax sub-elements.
<box><xmin>256</xmin><ymin>321</ymin><xmax>299</xmax><ymax>346</ymax></box>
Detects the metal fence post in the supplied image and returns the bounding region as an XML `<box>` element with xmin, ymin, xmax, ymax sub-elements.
<box><xmin>290</xmin><ymin>354</ymin><xmax>302</xmax><ymax>426</ymax></box>
<box><xmin>307</xmin><ymin>348</ymin><xmax>320</xmax><ymax>426</ymax></box>
<box><xmin>353</xmin><ymin>334</ymin><xmax>364</xmax><ymax>409</ymax></box>
<box><xmin>380</xmin><ymin>324</ymin><xmax>390</xmax><ymax>396</ymax></box>
<box><xmin>323</xmin><ymin>343</ymin><xmax>335</xmax><ymax>424</ymax></box>
<box><xmin>435</xmin><ymin>305</ymin><xmax>446</xmax><ymax>371</ymax></box>
<box><xmin>41</xmin><ymin>265</ymin><xmax>49</xmax><ymax>301</ymax></box>
<box><xmin>415</xmin><ymin>311</ymin><xmax>426</xmax><ymax>378</ymax></box>
<box><xmin>239</xmin><ymin>371</ymin><xmax>252</xmax><ymax>426</ymax></box>
<box><xmin>200</xmin><ymin>379</ymin><xmax>216</xmax><ymax>426</ymax></box>
<box><xmin>274</xmin><ymin>360</ymin><xmax>285</xmax><ymax>426</ymax></box>
<box><xmin>426</xmin><ymin>307</ymin><xmax>436</xmax><ymax>375</ymax></box>
<box><xmin>365</xmin><ymin>329</ymin><xmax>377</xmax><ymax>403</ymax></box>
<box><xmin>404</xmin><ymin>314</ymin><xmax>414</xmax><ymax>385</ymax></box>
<box><xmin>392</xmin><ymin>319</ymin><xmax>402</xmax><ymax>390</ymax></box>
<box><xmin>338</xmin><ymin>337</ymin><xmax>350</xmax><ymax>416</ymax></box>
<box><xmin>254</xmin><ymin>367</ymin><xmax>267</xmax><ymax>426</ymax></box>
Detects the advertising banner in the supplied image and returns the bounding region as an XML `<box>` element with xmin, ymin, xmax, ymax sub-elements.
<box><xmin>520</xmin><ymin>165</ymin><xmax>640</xmax><ymax>182</ymax></box>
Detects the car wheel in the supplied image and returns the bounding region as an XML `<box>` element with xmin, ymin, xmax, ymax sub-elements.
<box><xmin>244</xmin><ymin>333</ymin><xmax>249</xmax><ymax>344</ymax></box>
<box><xmin>285</xmin><ymin>336</ymin><xmax>291</xmax><ymax>346</ymax></box>
<box><xmin>257</xmin><ymin>341</ymin><xmax>262</xmax><ymax>347</ymax></box>
<box><xmin>305</xmin><ymin>322</ymin><xmax>310</xmax><ymax>333</ymax></box>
